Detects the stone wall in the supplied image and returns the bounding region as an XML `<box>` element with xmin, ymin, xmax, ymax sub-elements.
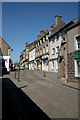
<box><xmin>67</xmin><ymin>52</ymin><xmax>80</xmax><ymax>81</ymax></box>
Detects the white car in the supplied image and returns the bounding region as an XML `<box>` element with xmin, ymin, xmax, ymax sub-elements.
<box><xmin>20</xmin><ymin>66</ymin><xmax>24</xmax><ymax>70</ymax></box>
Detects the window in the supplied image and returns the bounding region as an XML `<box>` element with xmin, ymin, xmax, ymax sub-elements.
<box><xmin>61</xmin><ymin>32</ymin><xmax>64</xmax><ymax>37</ymax></box>
<box><xmin>38</xmin><ymin>42</ymin><xmax>39</xmax><ymax>46</ymax></box>
<box><xmin>56</xmin><ymin>46</ymin><xmax>59</xmax><ymax>53</ymax></box>
<box><xmin>74</xmin><ymin>34</ymin><xmax>80</xmax><ymax>50</ymax></box>
<box><xmin>40</xmin><ymin>48</ymin><xmax>42</xmax><ymax>55</ymax></box>
<box><xmin>43</xmin><ymin>37</ymin><xmax>45</xmax><ymax>42</ymax></box>
<box><xmin>52</xmin><ymin>61</ymin><xmax>54</xmax><ymax>70</ymax></box>
<box><xmin>52</xmin><ymin>48</ymin><xmax>55</xmax><ymax>55</ymax></box>
<box><xmin>43</xmin><ymin>47</ymin><xmax>45</xmax><ymax>53</ymax></box>
<box><xmin>38</xmin><ymin>50</ymin><xmax>39</xmax><ymax>56</ymax></box>
<box><xmin>46</xmin><ymin>44</ymin><xmax>48</xmax><ymax>52</ymax></box>
<box><xmin>52</xmin><ymin>37</ymin><xmax>55</xmax><ymax>43</ymax></box>
<box><xmin>56</xmin><ymin>34</ymin><xmax>59</xmax><ymax>40</ymax></box>
<box><xmin>43</xmin><ymin>60</ymin><xmax>48</xmax><ymax>66</ymax></box>
<box><xmin>46</xmin><ymin>35</ymin><xmax>48</xmax><ymax>40</ymax></box>
<box><xmin>40</xmin><ymin>40</ymin><xmax>42</xmax><ymax>44</ymax></box>
<box><xmin>75</xmin><ymin>60</ymin><xmax>80</xmax><ymax>77</ymax></box>
<box><xmin>78</xmin><ymin>61</ymin><xmax>80</xmax><ymax>76</ymax></box>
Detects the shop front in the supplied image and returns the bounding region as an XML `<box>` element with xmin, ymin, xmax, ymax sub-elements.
<box><xmin>74</xmin><ymin>53</ymin><xmax>80</xmax><ymax>78</ymax></box>
<box><xmin>42</xmin><ymin>55</ymin><xmax>49</xmax><ymax>71</ymax></box>
<box><xmin>36</xmin><ymin>58</ymin><xmax>42</xmax><ymax>70</ymax></box>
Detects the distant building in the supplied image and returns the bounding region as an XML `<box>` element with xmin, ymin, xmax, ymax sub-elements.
<box><xmin>0</xmin><ymin>36</ymin><xmax>10</xmax><ymax>72</ymax></box>
<box><xmin>49</xmin><ymin>15</ymin><xmax>66</xmax><ymax>72</ymax></box>
<box><xmin>25</xmin><ymin>42</ymin><xmax>29</xmax><ymax>69</ymax></box>
<box><xmin>28</xmin><ymin>41</ymin><xmax>37</xmax><ymax>70</ymax></box>
<box><xmin>20</xmin><ymin>42</ymin><xmax>29</xmax><ymax>69</ymax></box>
<box><xmin>35</xmin><ymin>29</ymin><xmax>49</xmax><ymax>71</ymax></box>
<box><xmin>58</xmin><ymin>18</ymin><xmax>80</xmax><ymax>81</ymax></box>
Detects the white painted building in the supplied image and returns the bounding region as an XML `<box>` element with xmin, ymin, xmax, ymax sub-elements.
<box><xmin>49</xmin><ymin>15</ymin><xmax>66</xmax><ymax>72</ymax></box>
<box><xmin>49</xmin><ymin>34</ymin><xmax>64</xmax><ymax>72</ymax></box>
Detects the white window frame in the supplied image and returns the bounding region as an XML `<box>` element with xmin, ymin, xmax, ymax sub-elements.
<box><xmin>74</xmin><ymin>34</ymin><xmax>80</xmax><ymax>51</ymax></box>
<box><xmin>52</xmin><ymin>48</ymin><xmax>55</xmax><ymax>55</ymax></box>
<box><xmin>56</xmin><ymin>46</ymin><xmax>59</xmax><ymax>53</ymax></box>
<box><xmin>75</xmin><ymin>60</ymin><xmax>80</xmax><ymax>77</ymax></box>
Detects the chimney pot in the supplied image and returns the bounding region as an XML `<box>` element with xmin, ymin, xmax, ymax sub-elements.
<box><xmin>55</xmin><ymin>14</ymin><xmax>62</xmax><ymax>25</ymax></box>
<box><xmin>51</xmin><ymin>24</ymin><xmax>55</xmax><ymax>28</ymax></box>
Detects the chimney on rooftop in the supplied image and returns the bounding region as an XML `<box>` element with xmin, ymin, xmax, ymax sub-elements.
<box><xmin>55</xmin><ymin>14</ymin><xmax>62</xmax><ymax>25</ymax></box>
<box><xmin>37</xmin><ymin>34</ymin><xmax>40</xmax><ymax>39</ymax></box>
<box><xmin>40</xmin><ymin>29</ymin><xmax>45</xmax><ymax>36</ymax></box>
<box><xmin>51</xmin><ymin>24</ymin><xmax>55</xmax><ymax>29</ymax></box>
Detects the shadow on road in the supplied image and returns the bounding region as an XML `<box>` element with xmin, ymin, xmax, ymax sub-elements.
<box><xmin>2</xmin><ymin>78</ymin><xmax>51</xmax><ymax>120</ymax></box>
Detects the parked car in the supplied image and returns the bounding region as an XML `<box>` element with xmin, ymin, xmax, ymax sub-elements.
<box><xmin>20</xmin><ymin>66</ymin><xmax>24</xmax><ymax>70</ymax></box>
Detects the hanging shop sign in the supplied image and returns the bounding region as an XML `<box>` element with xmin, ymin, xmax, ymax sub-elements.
<box><xmin>74</xmin><ymin>54</ymin><xmax>80</xmax><ymax>59</ymax></box>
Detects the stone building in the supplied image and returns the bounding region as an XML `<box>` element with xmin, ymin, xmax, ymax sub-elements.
<box><xmin>20</xmin><ymin>42</ymin><xmax>29</xmax><ymax>69</ymax></box>
<box><xmin>0</xmin><ymin>36</ymin><xmax>10</xmax><ymax>72</ymax></box>
<box><xmin>35</xmin><ymin>29</ymin><xmax>49</xmax><ymax>71</ymax></box>
<box><xmin>24</xmin><ymin>42</ymin><xmax>29</xmax><ymax>69</ymax></box>
<box><xmin>58</xmin><ymin>18</ymin><xmax>80</xmax><ymax>82</ymax></box>
<box><xmin>28</xmin><ymin>40</ymin><xmax>37</xmax><ymax>70</ymax></box>
<box><xmin>49</xmin><ymin>15</ymin><xmax>66</xmax><ymax>72</ymax></box>
<box><xmin>20</xmin><ymin>50</ymin><xmax>25</xmax><ymax>68</ymax></box>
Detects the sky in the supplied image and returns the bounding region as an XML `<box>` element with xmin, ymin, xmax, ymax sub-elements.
<box><xmin>2</xmin><ymin>2</ymin><xmax>78</xmax><ymax>63</ymax></box>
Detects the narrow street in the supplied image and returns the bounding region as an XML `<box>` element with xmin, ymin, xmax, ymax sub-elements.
<box><xmin>3</xmin><ymin>69</ymin><xmax>78</xmax><ymax>119</ymax></box>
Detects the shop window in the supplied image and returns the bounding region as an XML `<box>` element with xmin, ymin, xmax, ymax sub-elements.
<box><xmin>43</xmin><ymin>60</ymin><xmax>48</xmax><ymax>66</ymax></box>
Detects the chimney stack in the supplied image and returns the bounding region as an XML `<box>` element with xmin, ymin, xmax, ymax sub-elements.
<box><xmin>51</xmin><ymin>24</ymin><xmax>55</xmax><ymax>29</ymax></box>
<box><xmin>55</xmin><ymin>14</ymin><xmax>62</xmax><ymax>25</ymax></box>
<box><xmin>40</xmin><ymin>29</ymin><xmax>45</xmax><ymax>36</ymax></box>
<box><xmin>37</xmin><ymin>34</ymin><xmax>40</xmax><ymax>39</ymax></box>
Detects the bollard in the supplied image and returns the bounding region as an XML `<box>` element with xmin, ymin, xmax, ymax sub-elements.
<box><xmin>43</xmin><ymin>70</ymin><xmax>46</xmax><ymax>77</ymax></box>
<box><xmin>15</xmin><ymin>71</ymin><xmax>16</xmax><ymax>79</ymax></box>
<box><xmin>18</xmin><ymin>71</ymin><xmax>21</xmax><ymax>82</ymax></box>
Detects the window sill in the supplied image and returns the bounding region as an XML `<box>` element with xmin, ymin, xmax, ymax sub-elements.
<box><xmin>75</xmin><ymin>75</ymin><xmax>80</xmax><ymax>78</ymax></box>
<box><xmin>74</xmin><ymin>49</ymin><xmax>80</xmax><ymax>52</ymax></box>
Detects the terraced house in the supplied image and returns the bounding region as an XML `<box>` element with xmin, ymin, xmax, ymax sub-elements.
<box><xmin>35</xmin><ymin>29</ymin><xmax>49</xmax><ymax>71</ymax></box>
<box><xmin>49</xmin><ymin>15</ymin><xmax>66</xmax><ymax>72</ymax></box>
<box><xmin>20</xmin><ymin>42</ymin><xmax>29</xmax><ymax>69</ymax></box>
<box><xmin>58</xmin><ymin>18</ymin><xmax>80</xmax><ymax>82</ymax></box>
<box><xmin>28</xmin><ymin>41</ymin><xmax>37</xmax><ymax>70</ymax></box>
<box><xmin>0</xmin><ymin>36</ymin><xmax>10</xmax><ymax>72</ymax></box>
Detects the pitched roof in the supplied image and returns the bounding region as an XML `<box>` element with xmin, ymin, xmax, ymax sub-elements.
<box><xmin>0</xmin><ymin>36</ymin><xmax>11</xmax><ymax>49</ymax></box>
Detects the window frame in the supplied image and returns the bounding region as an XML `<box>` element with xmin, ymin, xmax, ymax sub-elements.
<box><xmin>74</xmin><ymin>34</ymin><xmax>80</xmax><ymax>51</ymax></box>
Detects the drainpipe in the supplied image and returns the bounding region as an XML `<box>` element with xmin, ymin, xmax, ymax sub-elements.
<box><xmin>48</xmin><ymin>35</ymin><xmax>50</xmax><ymax>72</ymax></box>
<box><xmin>65</xmin><ymin>29</ymin><xmax>68</xmax><ymax>82</ymax></box>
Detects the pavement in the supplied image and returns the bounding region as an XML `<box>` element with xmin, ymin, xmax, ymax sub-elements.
<box><xmin>2</xmin><ymin>75</ymin><xmax>51</xmax><ymax>120</ymax></box>
<box><xmin>2</xmin><ymin>69</ymin><xmax>79</xmax><ymax>119</ymax></box>
<box><xmin>7</xmin><ymin>69</ymin><xmax>79</xmax><ymax>90</ymax></box>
